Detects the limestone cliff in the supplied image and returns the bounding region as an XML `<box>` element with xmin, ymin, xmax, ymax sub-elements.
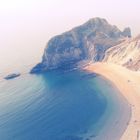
<box><xmin>104</xmin><ymin>35</ymin><xmax>140</xmax><ymax>71</ymax></box>
<box><xmin>31</xmin><ymin>17</ymin><xmax>131</xmax><ymax>73</ymax></box>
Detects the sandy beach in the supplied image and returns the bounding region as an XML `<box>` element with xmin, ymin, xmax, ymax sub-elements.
<box><xmin>85</xmin><ymin>62</ymin><xmax>140</xmax><ymax>140</ymax></box>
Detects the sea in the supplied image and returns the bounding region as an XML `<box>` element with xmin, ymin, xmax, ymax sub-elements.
<box><xmin>0</xmin><ymin>47</ymin><xmax>131</xmax><ymax>140</ymax></box>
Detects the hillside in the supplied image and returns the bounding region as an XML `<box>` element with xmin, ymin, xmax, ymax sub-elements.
<box><xmin>104</xmin><ymin>35</ymin><xmax>140</xmax><ymax>71</ymax></box>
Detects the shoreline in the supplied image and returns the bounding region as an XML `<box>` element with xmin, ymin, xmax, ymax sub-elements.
<box><xmin>85</xmin><ymin>62</ymin><xmax>140</xmax><ymax>140</ymax></box>
<box><xmin>85</xmin><ymin>74</ymin><xmax>131</xmax><ymax>140</ymax></box>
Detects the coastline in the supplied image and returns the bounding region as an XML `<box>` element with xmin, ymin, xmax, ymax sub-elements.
<box><xmin>85</xmin><ymin>62</ymin><xmax>140</xmax><ymax>140</ymax></box>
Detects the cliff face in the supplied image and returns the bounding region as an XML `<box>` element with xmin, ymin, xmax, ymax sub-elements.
<box><xmin>31</xmin><ymin>18</ymin><xmax>131</xmax><ymax>73</ymax></box>
<box><xmin>104</xmin><ymin>35</ymin><xmax>140</xmax><ymax>71</ymax></box>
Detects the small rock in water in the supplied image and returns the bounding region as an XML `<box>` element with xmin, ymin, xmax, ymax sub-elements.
<box><xmin>4</xmin><ymin>73</ymin><xmax>21</xmax><ymax>80</ymax></box>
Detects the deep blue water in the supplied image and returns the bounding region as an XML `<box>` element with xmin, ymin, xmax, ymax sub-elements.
<box><xmin>0</xmin><ymin>69</ymin><xmax>130</xmax><ymax>140</ymax></box>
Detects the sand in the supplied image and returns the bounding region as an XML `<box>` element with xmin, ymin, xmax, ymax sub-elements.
<box><xmin>85</xmin><ymin>62</ymin><xmax>140</xmax><ymax>140</ymax></box>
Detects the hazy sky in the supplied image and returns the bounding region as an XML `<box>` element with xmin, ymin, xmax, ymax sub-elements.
<box><xmin>0</xmin><ymin>0</ymin><xmax>140</xmax><ymax>71</ymax></box>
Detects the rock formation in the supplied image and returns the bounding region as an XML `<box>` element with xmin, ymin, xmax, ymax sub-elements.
<box><xmin>31</xmin><ymin>17</ymin><xmax>131</xmax><ymax>73</ymax></box>
<box><xmin>4</xmin><ymin>73</ymin><xmax>21</xmax><ymax>80</ymax></box>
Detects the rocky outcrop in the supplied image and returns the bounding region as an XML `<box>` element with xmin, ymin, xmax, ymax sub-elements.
<box><xmin>122</xmin><ymin>27</ymin><xmax>131</xmax><ymax>38</ymax></box>
<box><xmin>104</xmin><ymin>35</ymin><xmax>140</xmax><ymax>71</ymax></box>
<box><xmin>31</xmin><ymin>17</ymin><xmax>131</xmax><ymax>73</ymax></box>
<box><xmin>4</xmin><ymin>73</ymin><xmax>21</xmax><ymax>80</ymax></box>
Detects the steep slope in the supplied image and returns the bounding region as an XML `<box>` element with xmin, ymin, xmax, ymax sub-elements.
<box><xmin>104</xmin><ymin>35</ymin><xmax>140</xmax><ymax>71</ymax></box>
<box><xmin>31</xmin><ymin>17</ymin><xmax>131</xmax><ymax>73</ymax></box>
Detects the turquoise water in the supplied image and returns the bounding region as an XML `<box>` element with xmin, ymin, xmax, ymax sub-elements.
<box><xmin>0</xmin><ymin>69</ymin><xmax>130</xmax><ymax>140</ymax></box>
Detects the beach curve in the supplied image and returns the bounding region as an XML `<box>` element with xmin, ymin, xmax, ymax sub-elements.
<box><xmin>84</xmin><ymin>62</ymin><xmax>140</xmax><ymax>140</ymax></box>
